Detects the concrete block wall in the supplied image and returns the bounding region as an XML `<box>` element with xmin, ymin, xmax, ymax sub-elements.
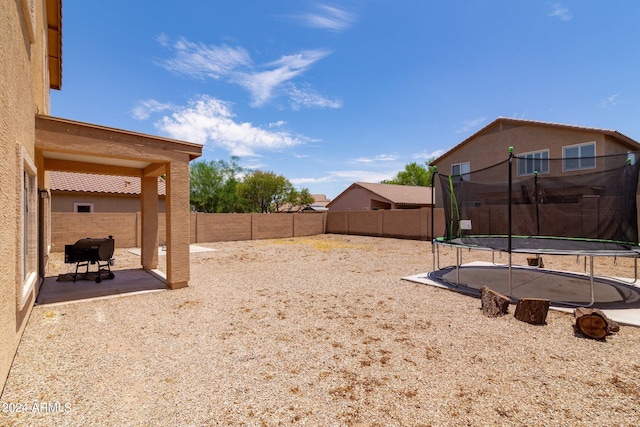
<box><xmin>325</xmin><ymin>208</ymin><xmax>445</xmax><ymax>240</ymax></box>
<box><xmin>294</xmin><ymin>213</ymin><xmax>326</xmax><ymax>237</ymax></box>
<box><xmin>252</xmin><ymin>214</ymin><xmax>294</xmax><ymax>240</ymax></box>
<box><xmin>51</xmin><ymin>212</ymin><xmax>139</xmax><ymax>251</ymax></box>
<box><xmin>51</xmin><ymin>212</ymin><xmax>329</xmax><ymax>251</ymax></box>
<box><xmin>195</xmin><ymin>213</ymin><xmax>252</xmax><ymax>242</ymax></box>
<box><xmin>50</xmin><ymin>210</ymin><xmax>445</xmax><ymax>252</ymax></box>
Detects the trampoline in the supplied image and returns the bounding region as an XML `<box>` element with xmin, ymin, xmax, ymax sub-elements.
<box><xmin>430</xmin><ymin>149</ymin><xmax>640</xmax><ymax>306</ymax></box>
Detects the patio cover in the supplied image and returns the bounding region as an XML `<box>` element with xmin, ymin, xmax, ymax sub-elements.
<box><xmin>35</xmin><ymin>115</ymin><xmax>202</xmax><ymax>289</ymax></box>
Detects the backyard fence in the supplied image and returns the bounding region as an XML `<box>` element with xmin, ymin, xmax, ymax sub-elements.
<box><xmin>50</xmin><ymin>209</ymin><xmax>445</xmax><ymax>252</ymax></box>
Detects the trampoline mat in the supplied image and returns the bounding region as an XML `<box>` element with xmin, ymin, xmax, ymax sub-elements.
<box><xmin>427</xmin><ymin>264</ymin><xmax>640</xmax><ymax>309</ymax></box>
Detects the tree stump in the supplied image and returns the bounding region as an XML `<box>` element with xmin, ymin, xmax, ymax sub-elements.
<box><xmin>514</xmin><ymin>298</ymin><xmax>550</xmax><ymax>325</ymax></box>
<box><xmin>574</xmin><ymin>307</ymin><xmax>620</xmax><ymax>340</ymax></box>
<box><xmin>527</xmin><ymin>256</ymin><xmax>544</xmax><ymax>268</ymax></box>
<box><xmin>479</xmin><ymin>286</ymin><xmax>510</xmax><ymax>317</ymax></box>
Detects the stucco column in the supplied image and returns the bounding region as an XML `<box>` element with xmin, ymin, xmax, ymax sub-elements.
<box><xmin>140</xmin><ymin>175</ymin><xmax>159</xmax><ymax>270</ymax></box>
<box><xmin>165</xmin><ymin>160</ymin><xmax>190</xmax><ymax>289</ymax></box>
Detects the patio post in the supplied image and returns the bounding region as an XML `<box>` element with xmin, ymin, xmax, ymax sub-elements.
<box><xmin>165</xmin><ymin>159</ymin><xmax>191</xmax><ymax>289</ymax></box>
<box><xmin>141</xmin><ymin>175</ymin><xmax>159</xmax><ymax>270</ymax></box>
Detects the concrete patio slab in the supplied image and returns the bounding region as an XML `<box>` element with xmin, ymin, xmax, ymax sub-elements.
<box><xmin>127</xmin><ymin>244</ymin><xmax>217</xmax><ymax>256</ymax></box>
<box><xmin>36</xmin><ymin>268</ymin><xmax>168</xmax><ymax>306</ymax></box>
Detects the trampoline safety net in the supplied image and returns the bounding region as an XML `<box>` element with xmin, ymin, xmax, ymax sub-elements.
<box><xmin>437</xmin><ymin>151</ymin><xmax>640</xmax><ymax>252</ymax></box>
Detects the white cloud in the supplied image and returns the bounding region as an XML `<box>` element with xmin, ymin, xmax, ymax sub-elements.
<box><xmin>413</xmin><ymin>149</ymin><xmax>446</xmax><ymax>161</ymax></box>
<box><xmin>600</xmin><ymin>92</ymin><xmax>620</xmax><ymax>108</ymax></box>
<box><xmin>234</xmin><ymin>49</ymin><xmax>332</xmax><ymax>107</ymax></box>
<box><xmin>456</xmin><ymin>117</ymin><xmax>487</xmax><ymax>134</ymax></box>
<box><xmin>291</xmin><ymin>169</ymin><xmax>395</xmax><ymax>185</ymax></box>
<box><xmin>297</xmin><ymin>4</ymin><xmax>357</xmax><ymax>31</ymax></box>
<box><xmin>284</xmin><ymin>83</ymin><xmax>342</xmax><ymax>110</ymax></box>
<box><xmin>131</xmin><ymin>99</ymin><xmax>175</xmax><ymax>120</ymax></box>
<box><xmin>548</xmin><ymin>4</ymin><xmax>572</xmax><ymax>21</ymax></box>
<box><xmin>139</xmin><ymin>95</ymin><xmax>311</xmax><ymax>156</ymax></box>
<box><xmin>160</xmin><ymin>38</ymin><xmax>251</xmax><ymax>80</ymax></box>
<box><xmin>352</xmin><ymin>154</ymin><xmax>399</xmax><ymax>163</ymax></box>
<box><xmin>158</xmin><ymin>37</ymin><xmax>337</xmax><ymax>109</ymax></box>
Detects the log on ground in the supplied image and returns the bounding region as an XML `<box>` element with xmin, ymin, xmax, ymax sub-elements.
<box><xmin>479</xmin><ymin>286</ymin><xmax>511</xmax><ymax>317</ymax></box>
<box><xmin>574</xmin><ymin>307</ymin><xmax>620</xmax><ymax>340</ymax></box>
<box><xmin>514</xmin><ymin>298</ymin><xmax>550</xmax><ymax>325</ymax></box>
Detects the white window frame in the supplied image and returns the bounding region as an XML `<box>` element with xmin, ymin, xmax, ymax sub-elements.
<box><xmin>18</xmin><ymin>146</ymin><xmax>38</xmax><ymax>310</ymax></box>
<box><xmin>628</xmin><ymin>152</ymin><xmax>636</xmax><ymax>165</ymax></box>
<box><xmin>74</xmin><ymin>203</ymin><xmax>94</xmax><ymax>213</ymax></box>
<box><xmin>451</xmin><ymin>162</ymin><xmax>470</xmax><ymax>180</ymax></box>
<box><xmin>518</xmin><ymin>149</ymin><xmax>550</xmax><ymax>176</ymax></box>
<box><xmin>563</xmin><ymin>142</ymin><xmax>596</xmax><ymax>172</ymax></box>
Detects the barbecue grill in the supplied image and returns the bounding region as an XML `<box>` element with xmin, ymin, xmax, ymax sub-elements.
<box><xmin>64</xmin><ymin>235</ymin><xmax>115</xmax><ymax>283</ymax></box>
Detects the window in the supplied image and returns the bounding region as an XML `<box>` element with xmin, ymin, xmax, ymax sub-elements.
<box><xmin>451</xmin><ymin>162</ymin><xmax>470</xmax><ymax>180</ymax></box>
<box><xmin>19</xmin><ymin>146</ymin><xmax>38</xmax><ymax>310</ymax></box>
<box><xmin>518</xmin><ymin>150</ymin><xmax>549</xmax><ymax>176</ymax></box>
<box><xmin>74</xmin><ymin>203</ymin><xmax>94</xmax><ymax>213</ymax></box>
<box><xmin>563</xmin><ymin>142</ymin><xmax>596</xmax><ymax>171</ymax></box>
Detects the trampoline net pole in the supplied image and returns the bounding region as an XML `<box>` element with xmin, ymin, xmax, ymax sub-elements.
<box><xmin>508</xmin><ymin>148</ymin><xmax>513</xmax><ymax>294</ymax></box>
<box><xmin>431</xmin><ymin>171</ymin><xmax>436</xmax><ymax>273</ymax></box>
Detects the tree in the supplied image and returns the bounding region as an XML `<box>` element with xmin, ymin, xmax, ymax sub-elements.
<box><xmin>383</xmin><ymin>160</ymin><xmax>436</xmax><ymax>186</ymax></box>
<box><xmin>285</xmin><ymin>187</ymin><xmax>315</xmax><ymax>212</ymax></box>
<box><xmin>238</xmin><ymin>170</ymin><xmax>293</xmax><ymax>213</ymax></box>
<box><xmin>190</xmin><ymin>157</ymin><xmax>243</xmax><ymax>212</ymax></box>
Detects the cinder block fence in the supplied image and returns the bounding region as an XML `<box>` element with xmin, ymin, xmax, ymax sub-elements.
<box><xmin>50</xmin><ymin>209</ymin><xmax>445</xmax><ymax>252</ymax></box>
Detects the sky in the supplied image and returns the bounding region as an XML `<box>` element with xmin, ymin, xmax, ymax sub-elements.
<box><xmin>51</xmin><ymin>1</ymin><xmax>640</xmax><ymax>199</ymax></box>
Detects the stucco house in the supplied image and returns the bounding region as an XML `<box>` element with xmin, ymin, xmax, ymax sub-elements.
<box><xmin>50</xmin><ymin>171</ymin><xmax>167</xmax><ymax>213</ymax></box>
<box><xmin>428</xmin><ymin>117</ymin><xmax>640</xmax><ymax>237</ymax></box>
<box><xmin>1</xmin><ymin>0</ymin><xmax>202</xmax><ymax>391</ymax></box>
<box><xmin>327</xmin><ymin>182</ymin><xmax>434</xmax><ymax>211</ymax></box>
<box><xmin>430</xmin><ymin>117</ymin><xmax>640</xmax><ymax>182</ymax></box>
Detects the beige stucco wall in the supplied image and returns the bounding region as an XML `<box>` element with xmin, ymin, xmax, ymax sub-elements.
<box><xmin>432</xmin><ymin>122</ymin><xmax>640</xmax><ymax>207</ymax></box>
<box><xmin>329</xmin><ymin>187</ymin><xmax>392</xmax><ymax>211</ymax></box>
<box><xmin>0</xmin><ymin>0</ymin><xmax>51</xmax><ymax>392</ymax></box>
<box><xmin>434</xmin><ymin>123</ymin><xmax>630</xmax><ymax>178</ymax></box>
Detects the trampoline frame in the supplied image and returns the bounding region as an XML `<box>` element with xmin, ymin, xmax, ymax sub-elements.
<box><xmin>429</xmin><ymin>150</ymin><xmax>640</xmax><ymax>307</ymax></box>
<box><xmin>431</xmin><ymin>238</ymin><xmax>640</xmax><ymax>307</ymax></box>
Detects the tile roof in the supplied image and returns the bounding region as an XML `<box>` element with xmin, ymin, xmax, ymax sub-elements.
<box><xmin>311</xmin><ymin>194</ymin><xmax>330</xmax><ymax>206</ymax></box>
<box><xmin>49</xmin><ymin>172</ymin><xmax>166</xmax><ymax>196</ymax></box>
<box><xmin>351</xmin><ymin>182</ymin><xmax>433</xmax><ymax>205</ymax></box>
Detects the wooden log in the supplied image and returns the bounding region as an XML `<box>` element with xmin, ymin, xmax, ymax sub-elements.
<box><xmin>526</xmin><ymin>256</ymin><xmax>544</xmax><ymax>268</ymax></box>
<box><xmin>479</xmin><ymin>286</ymin><xmax>510</xmax><ymax>317</ymax></box>
<box><xmin>574</xmin><ymin>307</ymin><xmax>620</xmax><ymax>340</ymax></box>
<box><xmin>514</xmin><ymin>298</ymin><xmax>550</xmax><ymax>325</ymax></box>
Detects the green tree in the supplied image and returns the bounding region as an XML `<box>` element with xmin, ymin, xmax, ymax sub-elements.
<box><xmin>238</xmin><ymin>170</ymin><xmax>294</xmax><ymax>213</ymax></box>
<box><xmin>285</xmin><ymin>187</ymin><xmax>315</xmax><ymax>212</ymax></box>
<box><xmin>189</xmin><ymin>157</ymin><xmax>243</xmax><ymax>212</ymax></box>
<box><xmin>383</xmin><ymin>160</ymin><xmax>435</xmax><ymax>186</ymax></box>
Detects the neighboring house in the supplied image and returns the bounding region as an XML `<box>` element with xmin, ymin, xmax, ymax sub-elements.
<box><xmin>279</xmin><ymin>193</ymin><xmax>331</xmax><ymax>212</ymax></box>
<box><xmin>1</xmin><ymin>0</ymin><xmax>201</xmax><ymax>391</ymax></box>
<box><xmin>311</xmin><ymin>194</ymin><xmax>331</xmax><ymax>207</ymax></box>
<box><xmin>301</xmin><ymin>194</ymin><xmax>331</xmax><ymax>212</ymax></box>
<box><xmin>431</xmin><ymin>117</ymin><xmax>640</xmax><ymax>181</ymax></box>
<box><xmin>50</xmin><ymin>171</ymin><xmax>167</xmax><ymax>213</ymax></box>
<box><xmin>327</xmin><ymin>182</ymin><xmax>434</xmax><ymax>211</ymax></box>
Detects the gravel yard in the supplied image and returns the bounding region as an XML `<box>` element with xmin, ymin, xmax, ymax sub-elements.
<box><xmin>1</xmin><ymin>234</ymin><xmax>639</xmax><ymax>426</ymax></box>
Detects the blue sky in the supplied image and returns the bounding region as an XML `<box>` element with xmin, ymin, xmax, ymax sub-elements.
<box><xmin>52</xmin><ymin>1</ymin><xmax>640</xmax><ymax>199</ymax></box>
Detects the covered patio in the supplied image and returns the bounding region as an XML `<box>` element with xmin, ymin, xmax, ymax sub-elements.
<box><xmin>35</xmin><ymin>115</ymin><xmax>202</xmax><ymax>290</ymax></box>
